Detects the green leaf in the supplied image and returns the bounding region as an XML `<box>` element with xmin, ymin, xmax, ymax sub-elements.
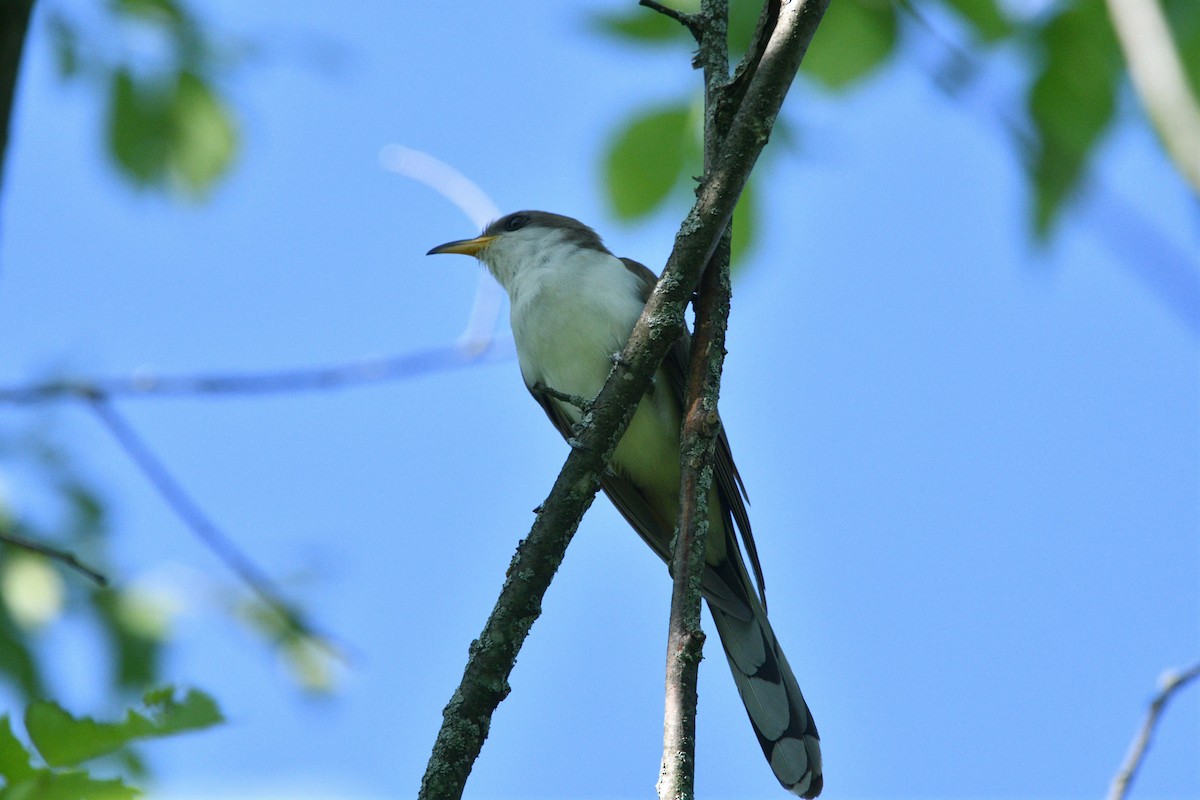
<box><xmin>62</xmin><ymin>481</ymin><xmax>105</xmax><ymax>537</ymax></box>
<box><xmin>940</xmin><ymin>0</ymin><xmax>1013</xmax><ymax>42</ymax></box>
<box><xmin>26</xmin><ymin>687</ymin><xmax>222</xmax><ymax>767</ymax></box>
<box><xmin>604</xmin><ymin>103</ymin><xmax>698</xmax><ymax>220</ymax></box>
<box><xmin>106</xmin><ymin>69</ymin><xmax>238</xmax><ymax>195</ymax></box>
<box><xmin>4</xmin><ymin>769</ymin><xmax>138</xmax><ymax>800</ymax></box>
<box><xmin>1026</xmin><ymin>0</ymin><xmax>1120</xmax><ymax>235</ymax></box>
<box><xmin>92</xmin><ymin>589</ymin><xmax>163</xmax><ymax>690</ymax></box>
<box><xmin>590</xmin><ymin>4</ymin><xmax>695</xmax><ymax>44</ymax></box>
<box><xmin>169</xmin><ymin>72</ymin><xmax>238</xmax><ymax>195</ymax></box>
<box><xmin>728</xmin><ymin>0</ymin><xmax>764</xmax><ymax>56</ymax></box>
<box><xmin>730</xmin><ymin>179</ymin><xmax>757</xmax><ymax>266</ymax></box>
<box><xmin>0</xmin><ymin>597</ymin><xmax>46</xmax><ymax>700</ymax></box>
<box><xmin>47</xmin><ymin>14</ymin><xmax>80</xmax><ymax>78</ymax></box>
<box><xmin>107</xmin><ymin>69</ymin><xmax>173</xmax><ymax>186</ymax></box>
<box><xmin>111</xmin><ymin>0</ymin><xmax>186</xmax><ymax>27</ymax></box>
<box><xmin>1163</xmin><ymin>0</ymin><xmax>1200</xmax><ymax>97</ymax></box>
<box><xmin>0</xmin><ymin>716</ymin><xmax>36</xmax><ymax>781</ymax></box>
<box><xmin>801</xmin><ymin>0</ymin><xmax>898</xmax><ymax>90</ymax></box>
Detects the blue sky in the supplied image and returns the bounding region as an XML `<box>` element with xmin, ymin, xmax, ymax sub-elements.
<box><xmin>1</xmin><ymin>1</ymin><xmax>1197</xmax><ymax>798</ymax></box>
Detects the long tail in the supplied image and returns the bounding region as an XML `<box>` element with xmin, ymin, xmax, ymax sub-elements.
<box><xmin>708</xmin><ymin>597</ymin><xmax>822</xmax><ymax>797</ymax></box>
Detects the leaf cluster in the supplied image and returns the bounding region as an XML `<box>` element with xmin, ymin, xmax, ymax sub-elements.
<box><xmin>0</xmin><ymin>687</ymin><xmax>222</xmax><ymax>799</ymax></box>
<box><xmin>594</xmin><ymin>0</ymin><xmax>1200</xmax><ymax>241</ymax></box>
<box><xmin>47</xmin><ymin>0</ymin><xmax>239</xmax><ymax>196</ymax></box>
<box><xmin>0</xmin><ymin>432</ymin><xmax>165</xmax><ymax>702</ymax></box>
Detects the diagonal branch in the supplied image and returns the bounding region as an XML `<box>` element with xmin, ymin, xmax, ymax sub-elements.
<box><xmin>417</xmin><ymin>1</ymin><xmax>829</xmax><ymax>798</ymax></box>
<box><xmin>85</xmin><ymin>397</ymin><xmax>325</xmax><ymax>646</ymax></box>
<box><xmin>0</xmin><ymin>529</ymin><xmax>108</xmax><ymax>586</ymax></box>
<box><xmin>0</xmin><ymin>341</ymin><xmax>515</xmax><ymax>405</ymax></box>
<box><xmin>1107</xmin><ymin>662</ymin><xmax>1200</xmax><ymax>800</ymax></box>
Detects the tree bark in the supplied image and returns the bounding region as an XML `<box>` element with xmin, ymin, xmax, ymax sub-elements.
<box><xmin>418</xmin><ymin>2</ymin><xmax>829</xmax><ymax>797</ymax></box>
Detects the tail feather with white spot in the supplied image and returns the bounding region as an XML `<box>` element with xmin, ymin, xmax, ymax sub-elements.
<box><xmin>708</xmin><ymin>596</ymin><xmax>822</xmax><ymax>798</ymax></box>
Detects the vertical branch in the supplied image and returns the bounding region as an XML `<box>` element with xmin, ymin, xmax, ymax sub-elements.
<box><xmin>658</xmin><ymin>1</ymin><xmax>739</xmax><ymax>798</ymax></box>
<box><xmin>419</xmin><ymin>1</ymin><xmax>828</xmax><ymax>796</ymax></box>
<box><xmin>658</xmin><ymin>239</ymin><xmax>733</xmax><ymax>800</ymax></box>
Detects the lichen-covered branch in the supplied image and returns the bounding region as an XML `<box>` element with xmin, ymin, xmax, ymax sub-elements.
<box><xmin>418</xmin><ymin>2</ymin><xmax>829</xmax><ymax>797</ymax></box>
<box><xmin>658</xmin><ymin>230</ymin><xmax>734</xmax><ymax>800</ymax></box>
<box><xmin>657</xmin><ymin>1</ymin><xmax>739</xmax><ymax>797</ymax></box>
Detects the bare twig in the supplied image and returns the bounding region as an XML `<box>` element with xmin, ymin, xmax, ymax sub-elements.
<box><xmin>84</xmin><ymin>397</ymin><xmax>321</xmax><ymax>643</ymax></box>
<box><xmin>1108</xmin><ymin>662</ymin><xmax>1200</xmax><ymax>800</ymax></box>
<box><xmin>0</xmin><ymin>341</ymin><xmax>515</xmax><ymax>405</ymax></box>
<box><xmin>417</xmin><ymin>1</ymin><xmax>829</xmax><ymax>798</ymax></box>
<box><xmin>0</xmin><ymin>529</ymin><xmax>108</xmax><ymax>586</ymax></box>
<box><xmin>640</xmin><ymin>0</ymin><xmax>703</xmax><ymax>39</ymax></box>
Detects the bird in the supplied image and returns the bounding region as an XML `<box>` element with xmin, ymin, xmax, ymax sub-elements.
<box><xmin>428</xmin><ymin>210</ymin><xmax>822</xmax><ymax>797</ymax></box>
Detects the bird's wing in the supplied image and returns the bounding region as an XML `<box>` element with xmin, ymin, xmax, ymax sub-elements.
<box><xmin>526</xmin><ymin>378</ymin><xmax>750</xmax><ymax>617</ymax></box>
<box><xmin>619</xmin><ymin>257</ymin><xmax>769</xmax><ymax>608</ymax></box>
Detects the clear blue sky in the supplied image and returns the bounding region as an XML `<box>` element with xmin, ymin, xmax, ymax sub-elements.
<box><xmin>1</xmin><ymin>1</ymin><xmax>1197</xmax><ymax>798</ymax></box>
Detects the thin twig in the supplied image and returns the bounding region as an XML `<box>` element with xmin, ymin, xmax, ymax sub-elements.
<box><xmin>1107</xmin><ymin>662</ymin><xmax>1200</xmax><ymax>800</ymax></box>
<box><xmin>84</xmin><ymin>397</ymin><xmax>320</xmax><ymax>642</ymax></box>
<box><xmin>417</xmin><ymin>1</ymin><xmax>829</xmax><ymax>798</ymax></box>
<box><xmin>0</xmin><ymin>530</ymin><xmax>108</xmax><ymax>586</ymax></box>
<box><xmin>0</xmin><ymin>341</ymin><xmax>514</xmax><ymax>405</ymax></box>
<box><xmin>640</xmin><ymin>0</ymin><xmax>703</xmax><ymax>39</ymax></box>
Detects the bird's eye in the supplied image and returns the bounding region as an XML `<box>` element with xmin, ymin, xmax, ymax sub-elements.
<box><xmin>504</xmin><ymin>214</ymin><xmax>530</xmax><ymax>232</ymax></box>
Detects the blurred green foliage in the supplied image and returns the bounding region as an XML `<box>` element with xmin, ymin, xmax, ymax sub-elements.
<box><xmin>0</xmin><ymin>686</ymin><xmax>221</xmax><ymax>798</ymax></box>
<box><xmin>0</xmin><ymin>426</ymin><xmax>204</xmax><ymax>794</ymax></box>
<box><xmin>1027</xmin><ymin>0</ymin><xmax>1121</xmax><ymax>236</ymax></box>
<box><xmin>0</xmin><ymin>431</ymin><xmax>166</xmax><ymax>703</ymax></box>
<box><xmin>594</xmin><ymin>0</ymin><xmax>1200</xmax><ymax>242</ymax></box>
<box><xmin>605</xmin><ymin>102</ymin><xmax>699</xmax><ymax>219</ymax></box>
<box><xmin>48</xmin><ymin>0</ymin><xmax>239</xmax><ymax>197</ymax></box>
<box><xmin>800</xmin><ymin>0</ymin><xmax>898</xmax><ymax>90</ymax></box>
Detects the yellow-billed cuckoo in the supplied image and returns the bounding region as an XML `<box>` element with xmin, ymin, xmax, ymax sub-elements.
<box><xmin>428</xmin><ymin>211</ymin><xmax>822</xmax><ymax>797</ymax></box>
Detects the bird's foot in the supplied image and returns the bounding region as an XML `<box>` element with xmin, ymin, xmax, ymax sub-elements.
<box><xmin>532</xmin><ymin>381</ymin><xmax>592</xmax><ymax>414</ymax></box>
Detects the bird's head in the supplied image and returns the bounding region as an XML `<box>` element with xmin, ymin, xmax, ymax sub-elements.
<box><xmin>427</xmin><ymin>210</ymin><xmax>609</xmax><ymax>289</ymax></box>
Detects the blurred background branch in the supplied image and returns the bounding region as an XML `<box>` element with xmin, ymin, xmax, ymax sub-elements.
<box><xmin>1108</xmin><ymin>663</ymin><xmax>1200</xmax><ymax>800</ymax></box>
<box><xmin>0</xmin><ymin>341</ymin><xmax>515</xmax><ymax>404</ymax></box>
<box><xmin>1104</xmin><ymin>0</ymin><xmax>1200</xmax><ymax>192</ymax></box>
<box><xmin>0</xmin><ymin>527</ymin><xmax>107</xmax><ymax>585</ymax></box>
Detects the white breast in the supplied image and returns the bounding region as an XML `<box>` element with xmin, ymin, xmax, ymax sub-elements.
<box><xmin>494</xmin><ymin>242</ymin><xmax>683</xmax><ymax>502</ymax></box>
<box><xmin>507</xmin><ymin>246</ymin><xmax>644</xmax><ymax>403</ymax></box>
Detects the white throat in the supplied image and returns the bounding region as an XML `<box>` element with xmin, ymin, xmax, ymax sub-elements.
<box><xmin>482</xmin><ymin>235</ymin><xmax>647</xmax><ymax>407</ymax></box>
